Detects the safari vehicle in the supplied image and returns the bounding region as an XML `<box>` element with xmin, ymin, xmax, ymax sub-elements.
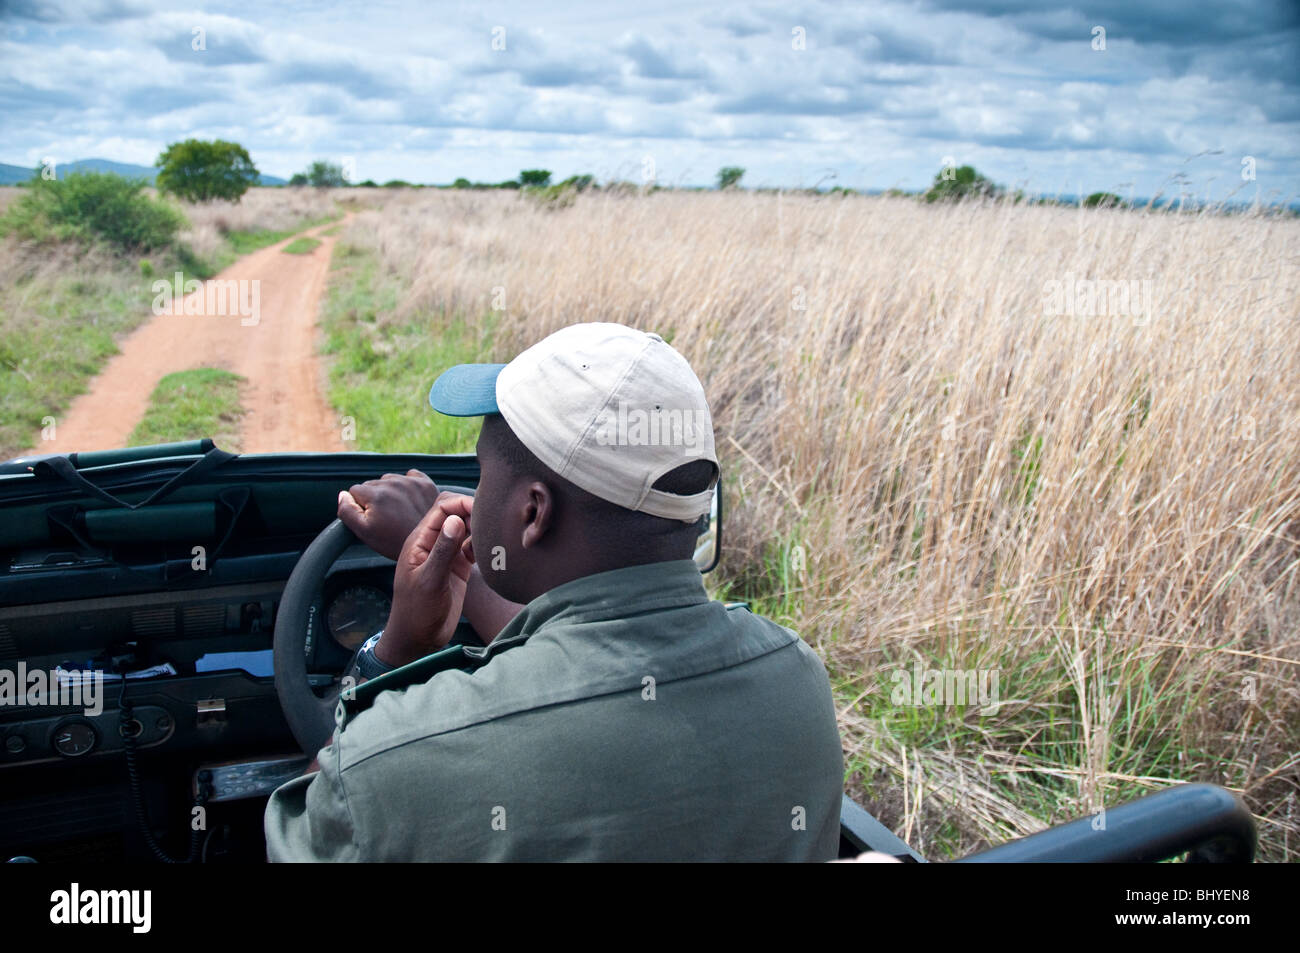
<box><xmin>0</xmin><ymin>441</ymin><xmax>1257</xmax><ymax>863</ymax></box>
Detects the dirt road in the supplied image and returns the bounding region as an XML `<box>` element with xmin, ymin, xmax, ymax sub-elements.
<box><xmin>40</xmin><ymin>217</ymin><xmax>349</xmax><ymax>455</ymax></box>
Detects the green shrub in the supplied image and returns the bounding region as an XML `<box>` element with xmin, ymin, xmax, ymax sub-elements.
<box><xmin>293</xmin><ymin>160</ymin><xmax>348</xmax><ymax>188</ymax></box>
<box><xmin>0</xmin><ymin>172</ymin><xmax>185</xmax><ymax>251</ymax></box>
<box><xmin>558</xmin><ymin>174</ymin><xmax>595</xmax><ymax>192</ymax></box>
<box><xmin>1083</xmin><ymin>191</ymin><xmax>1127</xmax><ymax>209</ymax></box>
<box><xmin>525</xmin><ymin>183</ymin><xmax>579</xmax><ymax>210</ymax></box>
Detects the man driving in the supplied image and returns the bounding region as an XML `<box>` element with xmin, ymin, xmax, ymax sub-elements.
<box><xmin>264</xmin><ymin>322</ymin><xmax>845</xmax><ymax>861</ymax></box>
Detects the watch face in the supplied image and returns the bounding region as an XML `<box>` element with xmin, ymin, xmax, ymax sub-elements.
<box><xmin>356</xmin><ymin>639</ymin><xmax>393</xmax><ymax>679</ymax></box>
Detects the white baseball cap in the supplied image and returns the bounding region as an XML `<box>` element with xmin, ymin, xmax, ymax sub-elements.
<box><xmin>429</xmin><ymin>323</ymin><xmax>717</xmax><ymax>522</ymax></box>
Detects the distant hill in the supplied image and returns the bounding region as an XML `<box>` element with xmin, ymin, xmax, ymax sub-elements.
<box><xmin>0</xmin><ymin>158</ymin><xmax>286</xmax><ymax>187</ymax></box>
<box><xmin>0</xmin><ymin>162</ymin><xmax>41</xmax><ymax>185</ymax></box>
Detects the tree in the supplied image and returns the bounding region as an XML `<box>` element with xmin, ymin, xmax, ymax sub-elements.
<box><xmin>717</xmin><ymin>166</ymin><xmax>745</xmax><ymax>189</ymax></box>
<box><xmin>297</xmin><ymin>160</ymin><xmax>348</xmax><ymax>188</ymax></box>
<box><xmin>288</xmin><ymin>173</ymin><xmax>308</xmax><ymax>187</ymax></box>
<box><xmin>923</xmin><ymin>164</ymin><xmax>1001</xmax><ymax>202</ymax></box>
<box><xmin>519</xmin><ymin>169</ymin><xmax>552</xmax><ymax>187</ymax></box>
<box><xmin>452</xmin><ymin>177</ymin><xmax>471</xmax><ymax>189</ymax></box>
<box><xmin>155</xmin><ymin>139</ymin><xmax>259</xmax><ymax>203</ymax></box>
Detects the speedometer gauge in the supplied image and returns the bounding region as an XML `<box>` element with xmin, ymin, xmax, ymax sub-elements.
<box><xmin>326</xmin><ymin>585</ymin><xmax>391</xmax><ymax>651</ymax></box>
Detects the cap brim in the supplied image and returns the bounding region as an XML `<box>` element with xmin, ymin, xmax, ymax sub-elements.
<box><xmin>428</xmin><ymin>364</ymin><xmax>506</xmax><ymax>417</ymax></box>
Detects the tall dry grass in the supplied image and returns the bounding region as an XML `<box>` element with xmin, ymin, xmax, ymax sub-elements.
<box><xmin>341</xmin><ymin>188</ymin><xmax>1300</xmax><ymax>860</ymax></box>
<box><xmin>175</xmin><ymin>186</ymin><xmax>344</xmax><ymax>264</ymax></box>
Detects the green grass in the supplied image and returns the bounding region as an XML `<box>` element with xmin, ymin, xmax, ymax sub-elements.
<box><xmin>0</xmin><ymin>250</ymin><xmax>217</xmax><ymax>459</ymax></box>
<box><xmin>833</xmin><ymin>662</ymin><xmax>1229</xmax><ymax>860</ymax></box>
<box><xmin>227</xmin><ymin>228</ymin><xmax>297</xmax><ymax>255</ymax></box>
<box><xmin>1</xmin><ymin>203</ymin><xmax>343</xmax><ymax>460</ymax></box>
<box><xmin>811</xmin><ymin>615</ymin><xmax>1231</xmax><ymax>860</ymax></box>
<box><xmin>282</xmin><ymin>237</ymin><xmax>321</xmax><ymax>255</ymax></box>
<box><xmin>128</xmin><ymin>367</ymin><xmax>246</xmax><ymax>450</ymax></box>
<box><xmin>210</xmin><ymin>212</ymin><xmax>342</xmax><ymax>269</ymax></box>
<box><xmin>319</xmin><ymin>243</ymin><xmax>494</xmax><ymax>453</ymax></box>
<box><xmin>319</xmin><ymin>225</ymin><xmax>342</xmax><ymax>237</ymax></box>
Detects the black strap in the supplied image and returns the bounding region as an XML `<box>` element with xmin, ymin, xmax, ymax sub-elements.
<box><xmin>46</xmin><ymin>504</ymin><xmax>98</xmax><ymax>551</ymax></box>
<box><xmin>160</xmin><ymin>486</ymin><xmax>250</xmax><ymax>581</ymax></box>
<box><xmin>41</xmin><ymin>450</ymin><xmax>246</xmax><ymax>580</ymax></box>
<box><xmin>32</xmin><ymin>447</ymin><xmax>238</xmax><ymax>510</ymax></box>
<box><xmin>210</xmin><ymin>486</ymin><xmax>251</xmax><ymax>562</ymax></box>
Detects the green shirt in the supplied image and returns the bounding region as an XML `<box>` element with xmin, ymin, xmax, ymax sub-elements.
<box><xmin>264</xmin><ymin>558</ymin><xmax>844</xmax><ymax>861</ymax></box>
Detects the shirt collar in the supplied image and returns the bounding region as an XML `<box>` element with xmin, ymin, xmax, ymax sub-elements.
<box><xmin>492</xmin><ymin>558</ymin><xmax>709</xmax><ymax>646</ymax></box>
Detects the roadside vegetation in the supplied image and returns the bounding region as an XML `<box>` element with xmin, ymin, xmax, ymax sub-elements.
<box><xmin>319</xmin><ymin>185</ymin><xmax>1300</xmax><ymax>861</ymax></box>
<box><xmin>177</xmin><ymin>189</ymin><xmax>340</xmax><ymax>271</ymax></box>
<box><xmin>128</xmin><ymin>367</ymin><xmax>246</xmax><ymax>450</ymax></box>
<box><xmin>0</xmin><ymin>172</ymin><xmax>186</xmax><ymax>252</ymax></box>
<box><xmin>319</xmin><ymin>239</ymin><xmax>492</xmax><ymax>454</ymax></box>
<box><xmin>0</xmin><ymin>179</ymin><xmax>345</xmax><ymax>459</ymax></box>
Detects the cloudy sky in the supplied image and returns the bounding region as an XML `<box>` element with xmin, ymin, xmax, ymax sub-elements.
<box><xmin>2</xmin><ymin>0</ymin><xmax>1297</xmax><ymax>200</ymax></box>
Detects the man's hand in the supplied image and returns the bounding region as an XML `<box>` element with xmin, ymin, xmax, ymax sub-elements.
<box><xmin>375</xmin><ymin>495</ymin><xmax>475</xmax><ymax>668</ymax></box>
<box><xmin>337</xmin><ymin>469</ymin><xmax>523</xmax><ymax>646</ymax></box>
<box><xmin>337</xmin><ymin>469</ymin><xmax>442</xmax><ymax>561</ymax></box>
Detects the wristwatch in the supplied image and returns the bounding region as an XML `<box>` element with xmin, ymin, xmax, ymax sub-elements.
<box><xmin>350</xmin><ymin>631</ymin><xmax>397</xmax><ymax>681</ymax></box>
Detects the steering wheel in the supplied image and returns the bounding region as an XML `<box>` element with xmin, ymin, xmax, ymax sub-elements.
<box><xmin>273</xmin><ymin>485</ymin><xmax>476</xmax><ymax>753</ymax></box>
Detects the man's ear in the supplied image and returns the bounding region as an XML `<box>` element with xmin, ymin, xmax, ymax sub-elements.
<box><xmin>520</xmin><ymin>481</ymin><xmax>555</xmax><ymax>549</ymax></box>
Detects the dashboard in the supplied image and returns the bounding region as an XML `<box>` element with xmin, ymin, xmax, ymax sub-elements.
<box><xmin>0</xmin><ymin>544</ymin><xmax>395</xmax><ymax>768</ymax></box>
<box><xmin>0</xmin><ymin>448</ymin><xmax>488</xmax><ymax>861</ymax></box>
<box><xmin>0</xmin><ymin>543</ymin><xmax>404</xmax><ymax>861</ymax></box>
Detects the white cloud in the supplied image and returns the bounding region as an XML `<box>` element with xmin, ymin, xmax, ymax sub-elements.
<box><xmin>0</xmin><ymin>0</ymin><xmax>1294</xmax><ymax>197</ymax></box>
